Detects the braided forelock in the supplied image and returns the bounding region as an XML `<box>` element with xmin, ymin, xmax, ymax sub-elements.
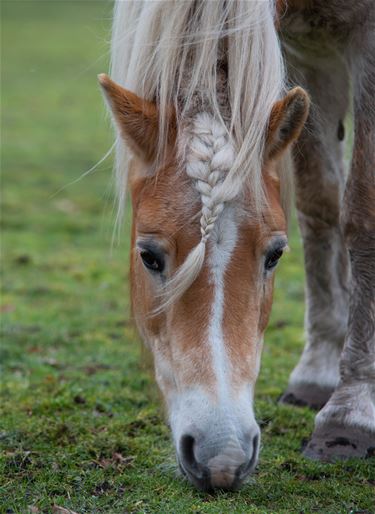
<box><xmin>155</xmin><ymin>113</ymin><xmax>235</xmax><ymax>314</ymax></box>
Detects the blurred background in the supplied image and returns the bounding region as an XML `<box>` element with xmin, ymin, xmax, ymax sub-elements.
<box><xmin>2</xmin><ymin>0</ymin><xmax>132</xmax><ymax>364</ymax></box>
<box><xmin>1</xmin><ymin>2</ymin><xmax>372</xmax><ymax>513</ymax></box>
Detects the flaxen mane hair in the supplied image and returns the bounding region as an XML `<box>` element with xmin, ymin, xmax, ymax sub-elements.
<box><xmin>110</xmin><ymin>0</ymin><xmax>288</xmax><ymax>309</ymax></box>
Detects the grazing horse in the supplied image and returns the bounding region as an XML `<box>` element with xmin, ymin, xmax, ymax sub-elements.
<box><xmin>99</xmin><ymin>0</ymin><xmax>375</xmax><ymax>491</ymax></box>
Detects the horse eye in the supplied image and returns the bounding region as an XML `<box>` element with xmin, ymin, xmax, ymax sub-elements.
<box><xmin>140</xmin><ymin>249</ymin><xmax>165</xmax><ymax>273</ymax></box>
<box><xmin>265</xmin><ymin>247</ymin><xmax>284</xmax><ymax>271</ymax></box>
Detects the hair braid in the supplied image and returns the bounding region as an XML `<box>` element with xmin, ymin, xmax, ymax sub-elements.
<box><xmin>155</xmin><ymin>113</ymin><xmax>235</xmax><ymax>313</ymax></box>
<box><xmin>186</xmin><ymin>113</ymin><xmax>235</xmax><ymax>245</ymax></box>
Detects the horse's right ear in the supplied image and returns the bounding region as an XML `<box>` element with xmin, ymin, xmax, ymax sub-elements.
<box><xmin>265</xmin><ymin>87</ymin><xmax>310</xmax><ymax>161</ymax></box>
<box><xmin>98</xmin><ymin>74</ymin><xmax>171</xmax><ymax>163</ymax></box>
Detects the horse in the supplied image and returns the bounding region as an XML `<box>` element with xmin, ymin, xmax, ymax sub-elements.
<box><xmin>99</xmin><ymin>0</ymin><xmax>375</xmax><ymax>491</ymax></box>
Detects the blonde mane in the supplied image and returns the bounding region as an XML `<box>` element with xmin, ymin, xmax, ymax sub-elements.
<box><xmin>110</xmin><ymin>0</ymin><xmax>287</xmax><ymax>308</ymax></box>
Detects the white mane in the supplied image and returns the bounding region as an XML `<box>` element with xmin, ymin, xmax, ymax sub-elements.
<box><xmin>110</xmin><ymin>0</ymin><xmax>287</xmax><ymax>308</ymax></box>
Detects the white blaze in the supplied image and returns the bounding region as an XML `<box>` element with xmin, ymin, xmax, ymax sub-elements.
<box><xmin>208</xmin><ymin>206</ymin><xmax>238</xmax><ymax>401</ymax></box>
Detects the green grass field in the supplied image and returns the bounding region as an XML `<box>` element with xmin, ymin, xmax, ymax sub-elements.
<box><xmin>1</xmin><ymin>2</ymin><xmax>373</xmax><ymax>512</ymax></box>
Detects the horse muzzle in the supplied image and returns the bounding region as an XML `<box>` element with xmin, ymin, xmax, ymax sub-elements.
<box><xmin>177</xmin><ymin>425</ymin><xmax>260</xmax><ymax>490</ymax></box>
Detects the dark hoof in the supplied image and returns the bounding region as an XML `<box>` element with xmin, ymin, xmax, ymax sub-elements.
<box><xmin>303</xmin><ymin>424</ymin><xmax>375</xmax><ymax>462</ymax></box>
<box><xmin>279</xmin><ymin>384</ymin><xmax>333</xmax><ymax>411</ymax></box>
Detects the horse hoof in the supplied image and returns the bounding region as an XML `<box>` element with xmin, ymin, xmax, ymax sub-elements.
<box><xmin>303</xmin><ymin>424</ymin><xmax>375</xmax><ymax>462</ymax></box>
<box><xmin>279</xmin><ymin>383</ymin><xmax>333</xmax><ymax>411</ymax></box>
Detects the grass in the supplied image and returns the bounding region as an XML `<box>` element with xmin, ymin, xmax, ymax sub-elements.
<box><xmin>1</xmin><ymin>1</ymin><xmax>373</xmax><ymax>512</ymax></box>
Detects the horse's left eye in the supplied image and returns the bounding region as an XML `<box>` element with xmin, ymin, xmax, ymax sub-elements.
<box><xmin>140</xmin><ymin>249</ymin><xmax>165</xmax><ymax>273</ymax></box>
<box><xmin>265</xmin><ymin>247</ymin><xmax>284</xmax><ymax>271</ymax></box>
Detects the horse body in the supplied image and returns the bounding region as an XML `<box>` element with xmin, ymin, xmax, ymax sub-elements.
<box><xmin>100</xmin><ymin>0</ymin><xmax>375</xmax><ymax>490</ymax></box>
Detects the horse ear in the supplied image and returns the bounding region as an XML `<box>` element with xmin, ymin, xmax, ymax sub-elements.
<box><xmin>265</xmin><ymin>87</ymin><xmax>310</xmax><ymax>161</ymax></box>
<box><xmin>98</xmin><ymin>74</ymin><xmax>164</xmax><ymax>163</ymax></box>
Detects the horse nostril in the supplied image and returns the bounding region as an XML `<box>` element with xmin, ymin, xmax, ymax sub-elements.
<box><xmin>180</xmin><ymin>434</ymin><xmax>197</xmax><ymax>470</ymax></box>
<box><xmin>251</xmin><ymin>433</ymin><xmax>260</xmax><ymax>466</ymax></box>
<box><xmin>180</xmin><ymin>433</ymin><xmax>208</xmax><ymax>484</ymax></box>
<box><xmin>234</xmin><ymin>434</ymin><xmax>260</xmax><ymax>488</ymax></box>
<box><xmin>238</xmin><ymin>432</ymin><xmax>260</xmax><ymax>481</ymax></box>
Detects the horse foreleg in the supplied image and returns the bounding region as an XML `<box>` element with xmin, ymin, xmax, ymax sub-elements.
<box><xmin>304</xmin><ymin>45</ymin><xmax>375</xmax><ymax>460</ymax></box>
<box><xmin>280</xmin><ymin>52</ymin><xmax>350</xmax><ymax>410</ymax></box>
